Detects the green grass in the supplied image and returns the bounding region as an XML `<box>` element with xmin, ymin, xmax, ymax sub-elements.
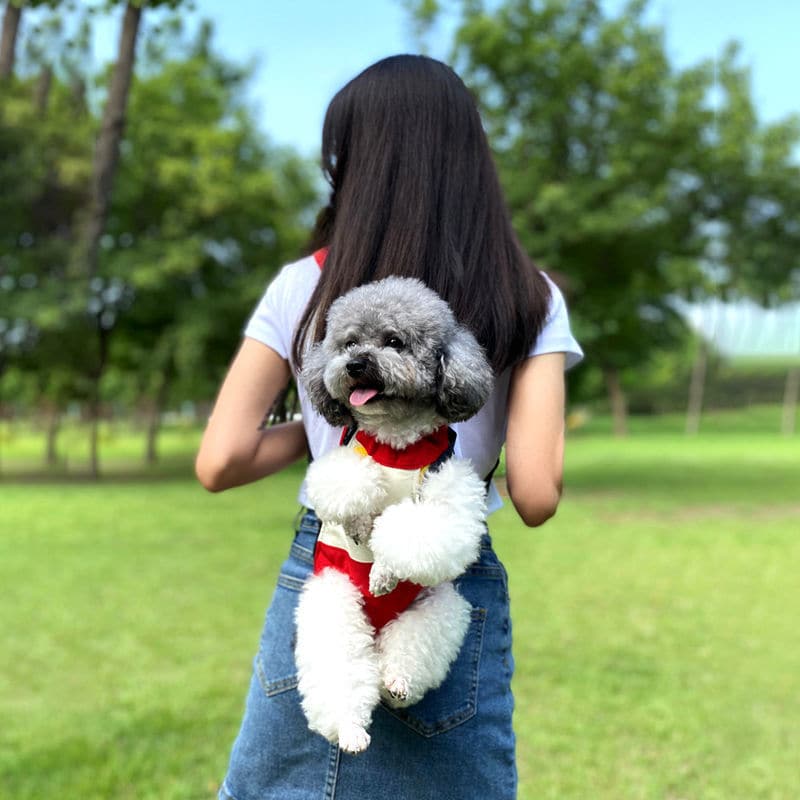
<box><xmin>496</xmin><ymin>433</ymin><xmax>800</xmax><ymax>799</ymax></box>
<box><xmin>727</xmin><ymin>355</ymin><xmax>800</xmax><ymax>370</ymax></box>
<box><xmin>1</xmin><ymin>420</ymin><xmax>799</xmax><ymax>799</ymax></box>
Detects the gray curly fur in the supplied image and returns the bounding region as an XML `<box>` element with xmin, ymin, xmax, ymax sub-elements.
<box><xmin>301</xmin><ymin>277</ymin><xmax>494</xmax><ymax>446</ymax></box>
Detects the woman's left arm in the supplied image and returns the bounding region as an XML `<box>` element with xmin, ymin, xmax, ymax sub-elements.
<box><xmin>504</xmin><ymin>352</ymin><xmax>566</xmax><ymax>527</ymax></box>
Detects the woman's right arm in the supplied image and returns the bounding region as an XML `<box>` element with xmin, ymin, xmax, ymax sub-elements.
<box><xmin>504</xmin><ymin>352</ymin><xmax>566</xmax><ymax>527</ymax></box>
<box><xmin>195</xmin><ymin>337</ymin><xmax>309</xmax><ymax>492</ymax></box>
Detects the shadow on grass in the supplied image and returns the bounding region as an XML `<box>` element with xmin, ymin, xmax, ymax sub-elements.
<box><xmin>0</xmin><ymin>457</ymin><xmax>197</xmax><ymax>485</ymax></box>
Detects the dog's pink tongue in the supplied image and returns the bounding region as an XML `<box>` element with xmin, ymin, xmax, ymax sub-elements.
<box><xmin>350</xmin><ymin>388</ymin><xmax>378</xmax><ymax>406</ymax></box>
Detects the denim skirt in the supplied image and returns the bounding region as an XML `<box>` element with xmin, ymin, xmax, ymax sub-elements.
<box><xmin>219</xmin><ymin>509</ymin><xmax>516</xmax><ymax>800</ymax></box>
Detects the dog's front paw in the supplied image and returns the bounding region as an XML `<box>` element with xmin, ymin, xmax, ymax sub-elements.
<box><xmin>306</xmin><ymin>448</ymin><xmax>387</xmax><ymax>521</ymax></box>
<box><xmin>369</xmin><ymin>561</ymin><xmax>399</xmax><ymax>597</ymax></box>
<box><xmin>338</xmin><ymin>722</ymin><xmax>371</xmax><ymax>755</ymax></box>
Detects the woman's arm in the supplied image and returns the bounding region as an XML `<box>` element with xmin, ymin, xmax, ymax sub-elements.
<box><xmin>195</xmin><ymin>337</ymin><xmax>308</xmax><ymax>492</ymax></box>
<box><xmin>504</xmin><ymin>352</ymin><xmax>566</xmax><ymax>527</ymax></box>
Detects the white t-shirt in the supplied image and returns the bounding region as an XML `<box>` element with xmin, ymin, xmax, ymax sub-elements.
<box><xmin>245</xmin><ymin>253</ymin><xmax>584</xmax><ymax>513</ymax></box>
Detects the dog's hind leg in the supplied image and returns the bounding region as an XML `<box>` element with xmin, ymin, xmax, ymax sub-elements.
<box><xmin>375</xmin><ymin>582</ymin><xmax>471</xmax><ymax>708</ymax></box>
<box><xmin>294</xmin><ymin>568</ymin><xmax>380</xmax><ymax>753</ymax></box>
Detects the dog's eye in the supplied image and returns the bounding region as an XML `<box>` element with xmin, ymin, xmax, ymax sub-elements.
<box><xmin>384</xmin><ymin>336</ymin><xmax>404</xmax><ymax>351</ymax></box>
<box><xmin>345</xmin><ymin>339</ymin><xmax>358</xmax><ymax>349</ymax></box>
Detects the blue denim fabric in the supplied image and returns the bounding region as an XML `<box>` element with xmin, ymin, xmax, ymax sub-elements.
<box><xmin>219</xmin><ymin>509</ymin><xmax>516</xmax><ymax>800</ymax></box>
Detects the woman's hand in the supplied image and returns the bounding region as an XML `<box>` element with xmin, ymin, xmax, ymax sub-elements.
<box><xmin>504</xmin><ymin>352</ymin><xmax>566</xmax><ymax>527</ymax></box>
<box><xmin>195</xmin><ymin>338</ymin><xmax>308</xmax><ymax>492</ymax></box>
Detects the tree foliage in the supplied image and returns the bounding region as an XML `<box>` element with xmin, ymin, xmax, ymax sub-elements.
<box><xmin>0</xmin><ymin>4</ymin><xmax>319</xmax><ymax>466</ymax></box>
<box><xmin>707</xmin><ymin>43</ymin><xmax>800</xmax><ymax>305</ymax></box>
<box><xmin>407</xmin><ymin>0</ymin><xmax>800</xmax><ymax>431</ymax></box>
<box><xmin>439</xmin><ymin>1</ymin><xmax>711</xmax><ymax>367</ymax></box>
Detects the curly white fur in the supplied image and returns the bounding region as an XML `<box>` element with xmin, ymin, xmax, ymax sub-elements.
<box><xmin>370</xmin><ymin>460</ymin><xmax>487</xmax><ymax>588</ymax></box>
<box><xmin>295</xmin><ymin>277</ymin><xmax>493</xmax><ymax>754</ymax></box>
<box><xmin>376</xmin><ymin>583</ymin><xmax>472</xmax><ymax>708</ymax></box>
<box><xmin>306</xmin><ymin>448</ymin><xmax>388</xmax><ymax>521</ymax></box>
<box><xmin>294</xmin><ymin>569</ymin><xmax>380</xmax><ymax>754</ymax></box>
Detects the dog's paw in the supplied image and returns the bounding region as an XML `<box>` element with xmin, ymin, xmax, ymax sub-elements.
<box><xmin>369</xmin><ymin>561</ymin><xmax>399</xmax><ymax>597</ymax></box>
<box><xmin>306</xmin><ymin>449</ymin><xmax>387</xmax><ymax>521</ymax></box>
<box><xmin>380</xmin><ymin>674</ymin><xmax>423</xmax><ymax>708</ymax></box>
<box><xmin>338</xmin><ymin>722</ymin><xmax>371</xmax><ymax>755</ymax></box>
<box><xmin>384</xmin><ymin>675</ymin><xmax>410</xmax><ymax>703</ymax></box>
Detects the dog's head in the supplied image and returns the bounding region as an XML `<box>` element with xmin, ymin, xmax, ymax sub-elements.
<box><xmin>301</xmin><ymin>277</ymin><xmax>493</xmax><ymax>445</ymax></box>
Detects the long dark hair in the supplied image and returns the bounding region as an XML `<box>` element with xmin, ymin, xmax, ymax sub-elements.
<box><xmin>293</xmin><ymin>54</ymin><xmax>551</xmax><ymax>374</ymax></box>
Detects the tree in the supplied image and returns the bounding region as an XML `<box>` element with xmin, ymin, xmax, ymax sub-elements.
<box><xmin>76</xmin><ymin>2</ymin><xmax>142</xmax><ymax>282</ymax></box>
<box><xmin>0</xmin><ymin>1</ymin><xmax>99</xmax><ymax>467</ymax></box>
<box><xmin>408</xmin><ymin>0</ymin><xmax>715</xmax><ymax>434</ymax></box>
<box><xmin>73</xmin><ymin>1</ymin><xmax>143</xmax><ymax>476</ymax></box>
<box><xmin>99</xmin><ymin>17</ymin><xmax>318</xmax><ymax>463</ymax></box>
<box><xmin>2</xmin><ymin>4</ymin><xmax>318</xmax><ymax>471</ymax></box>
<box><xmin>68</xmin><ymin>0</ymin><xmax>191</xmax><ymax>475</ymax></box>
<box><xmin>0</xmin><ymin>0</ymin><xmax>23</xmax><ymax>79</ymax></box>
<box><xmin>0</xmin><ymin>1</ymin><xmax>65</xmax><ymax>80</ymax></box>
<box><xmin>687</xmin><ymin>44</ymin><xmax>800</xmax><ymax>434</ymax></box>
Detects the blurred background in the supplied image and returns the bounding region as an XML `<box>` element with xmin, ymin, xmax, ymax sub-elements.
<box><xmin>1</xmin><ymin>1</ymin><xmax>798</xmax><ymax>798</ymax></box>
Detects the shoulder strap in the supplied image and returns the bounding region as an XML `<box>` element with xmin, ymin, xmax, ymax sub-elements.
<box><xmin>427</xmin><ymin>427</ymin><xmax>457</xmax><ymax>474</ymax></box>
<box><xmin>483</xmin><ymin>458</ymin><xmax>500</xmax><ymax>492</ymax></box>
<box><xmin>340</xmin><ymin>424</ymin><xmax>358</xmax><ymax>446</ymax></box>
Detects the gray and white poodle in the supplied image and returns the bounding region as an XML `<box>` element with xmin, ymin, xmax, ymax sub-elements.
<box><xmin>296</xmin><ymin>276</ymin><xmax>494</xmax><ymax>754</ymax></box>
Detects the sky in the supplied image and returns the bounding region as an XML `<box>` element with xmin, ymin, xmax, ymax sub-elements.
<box><xmin>684</xmin><ymin>299</ymin><xmax>800</xmax><ymax>359</ymax></box>
<box><xmin>85</xmin><ymin>0</ymin><xmax>800</xmax><ymax>157</ymax></box>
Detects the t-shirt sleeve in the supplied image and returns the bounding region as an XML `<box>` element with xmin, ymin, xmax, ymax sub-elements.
<box><xmin>530</xmin><ymin>274</ymin><xmax>584</xmax><ymax>369</ymax></box>
<box><xmin>243</xmin><ymin>265</ymin><xmax>293</xmax><ymax>359</ymax></box>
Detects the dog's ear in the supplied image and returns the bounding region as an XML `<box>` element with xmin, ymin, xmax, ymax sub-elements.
<box><xmin>436</xmin><ymin>326</ymin><xmax>494</xmax><ymax>422</ymax></box>
<box><xmin>300</xmin><ymin>343</ymin><xmax>354</xmax><ymax>428</ymax></box>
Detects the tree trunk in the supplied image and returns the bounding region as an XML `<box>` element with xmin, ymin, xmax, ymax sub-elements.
<box><xmin>0</xmin><ymin>1</ymin><xmax>22</xmax><ymax>80</ymax></box>
<box><xmin>78</xmin><ymin>1</ymin><xmax>142</xmax><ymax>477</ymax></box>
<box><xmin>685</xmin><ymin>339</ymin><xmax>708</xmax><ymax>435</ymax></box>
<box><xmin>603</xmin><ymin>366</ymin><xmax>628</xmax><ymax>437</ymax></box>
<box><xmin>0</xmin><ymin>362</ymin><xmax>4</xmax><ymax>476</ymax></box>
<box><xmin>70</xmin><ymin>75</ymin><xmax>87</xmax><ymax>116</ymax></box>
<box><xmin>87</xmin><ymin>323</ymin><xmax>109</xmax><ymax>479</ymax></box>
<box><xmin>88</xmin><ymin>404</ymin><xmax>100</xmax><ymax>477</ymax></box>
<box><xmin>81</xmin><ymin>1</ymin><xmax>142</xmax><ymax>279</ymax></box>
<box><xmin>144</xmin><ymin>404</ymin><xmax>159</xmax><ymax>465</ymax></box>
<box><xmin>781</xmin><ymin>365</ymin><xmax>799</xmax><ymax>436</ymax></box>
<box><xmin>44</xmin><ymin>403</ymin><xmax>60</xmax><ymax>467</ymax></box>
<box><xmin>34</xmin><ymin>63</ymin><xmax>53</xmax><ymax>114</ymax></box>
<box><xmin>144</xmin><ymin>374</ymin><xmax>170</xmax><ymax>465</ymax></box>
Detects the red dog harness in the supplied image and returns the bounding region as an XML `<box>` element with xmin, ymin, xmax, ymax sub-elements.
<box><xmin>313</xmin><ymin>426</ymin><xmax>456</xmax><ymax>630</ymax></box>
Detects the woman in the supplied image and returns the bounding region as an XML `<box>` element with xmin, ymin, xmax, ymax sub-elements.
<box><xmin>197</xmin><ymin>54</ymin><xmax>582</xmax><ymax>800</ymax></box>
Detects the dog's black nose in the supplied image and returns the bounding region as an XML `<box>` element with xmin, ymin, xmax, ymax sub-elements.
<box><xmin>346</xmin><ymin>358</ymin><xmax>368</xmax><ymax>377</ymax></box>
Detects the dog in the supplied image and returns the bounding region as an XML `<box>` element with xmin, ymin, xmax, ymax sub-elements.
<box><xmin>296</xmin><ymin>276</ymin><xmax>494</xmax><ymax>754</ymax></box>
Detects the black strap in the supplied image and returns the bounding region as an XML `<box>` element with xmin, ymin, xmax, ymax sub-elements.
<box><xmin>340</xmin><ymin>424</ymin><xmax>358</xmax><ymax>446</ymax></box>
<box><xmin>427</xmin><ymin>427</ymin><xmax>457</xmax><ymax>474</ymax></box>
<box><xmin>483</xmin><ymin>458</ymin><xmax>500</xmax><ymax>492</ymax></box>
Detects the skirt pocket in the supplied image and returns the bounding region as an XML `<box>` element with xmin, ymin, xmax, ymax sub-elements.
<box><xmin>255</xmin><ymin>571</ymin><xmax>307</xmax><ymax>697</ymax></box>
<box><xmin>379</xmin><ymin>605</ymin><xmax>487</xmax><ymax>736</ymax></box>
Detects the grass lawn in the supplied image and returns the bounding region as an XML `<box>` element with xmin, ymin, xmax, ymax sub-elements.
<box><xmin>1</xmin><ymin>417</ymin><xmax>798</xmax><ymax>798</ymax></box>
